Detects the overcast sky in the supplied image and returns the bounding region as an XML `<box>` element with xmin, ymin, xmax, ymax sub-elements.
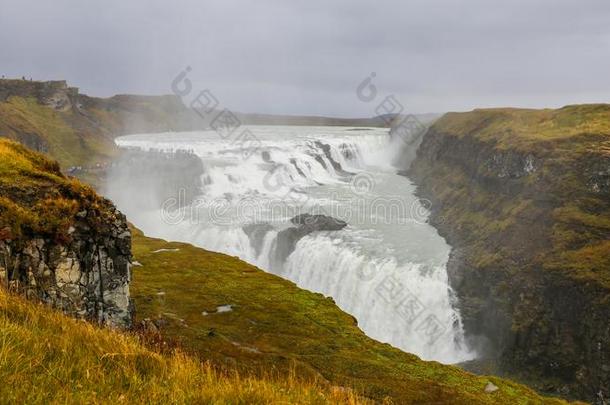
<box><xmin>1</xmin><ymin>0</ymin><xmax>609</xmax><ymax>116</ymax></box>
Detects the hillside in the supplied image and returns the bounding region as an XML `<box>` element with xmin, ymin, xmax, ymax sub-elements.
<box><xmin>0</xmin><ymin>79</ymin><xmax>200</xmax><ymax>170</ymax></box>
<box><xmin>0</xmin><ymin>288</ymin><xmax>371</xmax><ymax>404</ymax></box>
<box><xmin>0</xmin><ymin>116</ymin><xmax>571</xmax><ymax>404</ymax></box>
<box><xmin>407</xmin><ymin>104</ymin><xmax>610</xmax><ymax>403</ymax></box>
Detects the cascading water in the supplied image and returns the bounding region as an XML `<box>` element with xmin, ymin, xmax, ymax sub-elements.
<box><xmin>108</xmin><ymin>125</ymin><xmax>475</xmax><ymax>364</ymax></box>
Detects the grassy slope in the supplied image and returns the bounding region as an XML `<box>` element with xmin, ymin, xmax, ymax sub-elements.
<box><xmin>0</xmin><ymin>288</ymin><xmax>370</xmax><ymax>405</ymax></box>
<box><xmin>0</xmin><ymin>96</ymin><xmax>116</xmax><ymax>167</ymax></box>
<box><xmin>0</xmin><ymin>80</ymin><xmax>193</xmax><ymax>177</ymax></box>
<box><xmin>129</xmin><ymin>229</ymin><xmax>569</xmax><ymax>404</ymax></box>
<box><xmin>434</xmin><ymin>104</ymin><xmax>610</xmax><ymax>151</ymax></box>
<box><xmin>0</xmin><ymin>86</ymin><xmax>190</xmax><ymax>189</ymax></box>
<box><xmin>430</xmin><ymin>104</ymin><xmax>610</xmax><ymax>288</ymax></box>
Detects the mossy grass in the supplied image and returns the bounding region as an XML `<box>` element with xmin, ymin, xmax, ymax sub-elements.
<box><xmin>0</xmin><ymin>139</ymin><xmax>118</xmax><ymax>243</ymax></box>
<box><xmin>129</xmin><ymin>229</ymin><xmax>570</xmax><ymax>404</ymax></box>
<box><xmin>435</xmin><ymin>104</ymin><xmax>610</xmax><ymax>153</ymax></box>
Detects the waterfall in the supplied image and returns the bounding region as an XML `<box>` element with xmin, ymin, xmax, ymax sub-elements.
<box><xmin>110</xmin><ymin>125</ymin><xmax>475</xmax><ymax>364</ymax></box>
<box><xmin>283</xmin><ymin>235</ymin><xmax>468</xmax><ymax>363</ymax></box>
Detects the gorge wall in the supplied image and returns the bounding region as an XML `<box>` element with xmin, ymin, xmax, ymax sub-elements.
<box><xmin>0</xmin><ymin>141</ymin><xmax>133</xmax><ymax>328</ymax></box>
<box><xmin>406</xmin><ymin>105</ymin><xmax>610</xmax><ymax>404</ymax></box>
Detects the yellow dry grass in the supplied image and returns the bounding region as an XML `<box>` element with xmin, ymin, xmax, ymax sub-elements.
<box><xmin>0</xmin><ymin>288</ymin><xmax>371</xmax><ymax>405</ymax></box>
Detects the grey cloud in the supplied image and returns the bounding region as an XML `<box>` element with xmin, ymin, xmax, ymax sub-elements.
<box><xmin>1</xmin><ymin>0</ymin><xmax>609</xmax><ymax>116</ymax></box>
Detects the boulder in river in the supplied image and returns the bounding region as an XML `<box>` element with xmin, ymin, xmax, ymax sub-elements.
<box><xmin>274</xmin><ymin>214</ymin><xmax>347</xmax><ymax>265</ymax></box>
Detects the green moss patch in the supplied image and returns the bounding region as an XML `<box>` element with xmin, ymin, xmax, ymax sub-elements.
<box><xmin>434</xmin><ymin>104</ymin><xmax>610</xmax><ymax>153</ymax></box>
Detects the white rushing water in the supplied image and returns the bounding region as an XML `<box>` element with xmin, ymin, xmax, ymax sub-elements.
<box><xmin>110</xmin><ymin>125</ymin><xmax>475</xmax><ymax>363</ymax></box>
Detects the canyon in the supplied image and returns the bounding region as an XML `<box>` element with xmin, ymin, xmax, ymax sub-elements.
<box><xmin>0</xmin><ymin>79</ymin><xmax>608</xmax><ymax>403</ymax></box>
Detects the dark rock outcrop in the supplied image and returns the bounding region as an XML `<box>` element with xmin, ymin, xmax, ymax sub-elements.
<box><xmin>243</xmin><ymin>223</ymin><xmax>274</xmax><ymax>258</ymax></box>
<box><xmin>0</xmin><ymin>208</ymin><xmax>133</xmax><ymax>329</ymax></box>
<box><xmin>313</xmin><ymin>141</ymin><xmax>353</xmax><ymax>176</ymax></box>
<box><xmin>0</xmin><ymin>80</ymin><xmax>79</xmax><ymax>111</ymax></box>
<box><xmin>291</xmin><ymin>214</ymin><xmax>348</xmax><ymax>231</ymax></box>
<box><xmin>274</xmin><ymin>214</ymin><xmax>347</xmax><ymax>265</ymax></box>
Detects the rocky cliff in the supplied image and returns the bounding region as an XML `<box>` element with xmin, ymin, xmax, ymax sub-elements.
<box><xmin>407</xmin><ymin>105</ymin><xmax>610</xmax><ymax>404</ymax></box>
<box><xmin>0</xmin><ymin>140</ymin><xmax>133</xmax><ymax>328</ymax></box>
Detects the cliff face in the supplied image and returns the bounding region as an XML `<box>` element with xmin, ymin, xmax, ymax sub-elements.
<box><xmin>407</xmin><ymin>105</ymin><xmax>610</xmax><ymax>404</ymax></box>
<box><xmin>0</xmin><ymin>140</ymin><xmax>133</xmax><ymax>328</ymax></box>
<box><xmin>0</xmin><ymin>80</ymin><xmax>79</xmax><ymax>112</ymax></box>
<box><xmin>0</xmin><ymin>212</ymin><xmax>132</xmax><ymax>328</ymax></box>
